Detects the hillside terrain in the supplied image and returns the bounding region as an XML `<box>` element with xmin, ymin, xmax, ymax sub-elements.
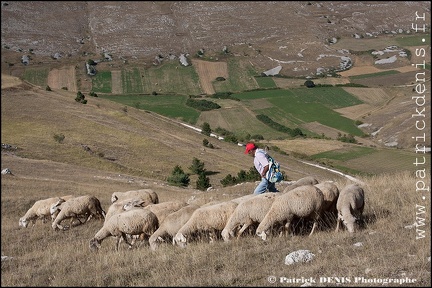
<box><xmin>1</xmin><ymin>2</ymin><xmax>431</xmax><ymax>287</ymax></box>
<box><xmin>1</xmin><ymin>1</ymin><xmax>430</xmax><ymax>76</ymax></box>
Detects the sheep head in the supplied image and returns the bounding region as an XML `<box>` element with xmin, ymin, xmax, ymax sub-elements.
<box><xmin>221</xmin><ymin>229</ymin><xmax>230</xmax><ymax>242</ymax></box>
<box><xmin>19</xmin><ymin>217</ymin><xmax>29</xmax><ymax>228</ymax></box>
<box><xmin>173</xmin><ymin>233</ymin><xmax>187</xmax><ymax>248</ymax></box>
<box><xmin>339</xmin><ymin>212</ymin><xmax>357</xmax><ymax>233</ymax></box>
<box><xmin>89</xmin><ymin>238</ymin><xmax>101</xmax><ymax>251</ymax></box>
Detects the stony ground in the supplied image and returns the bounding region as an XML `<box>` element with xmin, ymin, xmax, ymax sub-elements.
<box><xmin>1</xmin><ymin>1</ymin><xmax>430</xmax><ymax>77</ymax></box>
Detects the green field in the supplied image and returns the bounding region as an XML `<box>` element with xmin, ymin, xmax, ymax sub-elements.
<box><xmin>22</xmin><ymin>67</ymin><xmax>49</xmax><ymax>87</ymax></box>
<box><xmin>212</xmin><ymin>58</ymin><xmax>259</xmax><ymax>93</ymax></box>
<box><xmin>92</xmin><ymin>71</ymin><xmax>112</xmax><ymax>93</ymax></box>
<box><xmin>395</xmin><ymin>34</ymin><xmax>431</xmax><ymax>47</ymax></box>
<box><xmin>235</xmin><ymin>87</ymin><xmax>365</xmax><ymax>136</ymax></box>
<box><xmin>99</xmin><ymin>94</ymin><xmax>200</xmax><ymax>123</ymax></box>
<box><xmin>254</xmin><ymin>76</ymin><xmax>277</xmax><ymax>88</ymax></box>
<box><xmin>349</xmin><ymin>70</ymin><xmax>400</xmax><ymax>80</ymax></box>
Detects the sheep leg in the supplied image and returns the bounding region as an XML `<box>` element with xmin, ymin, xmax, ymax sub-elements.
<box><xmin>115</xmin><ymin>237</ymin><xmax>122</xmax><ymax>251</ymax></box>
<box><xmin>281</xmin><ymin>220</ymin><xmax>292</xmax><ymax>237</ymax></box>
<box><xmin>335</xmin><ymin>214</ymin><xmax>342</xmax><ymax>232</ymax></box>
<box><xmin>236</xmin><ymin>221</ymin><xmax>252</xmax><ymax>240</ymax></box>
<box><xmin>85</xmin><ymin>214</ymin><xmax>94</xmax><ymax>223</ymax></box>
<box><xmin>122</xmin><ymin>234</ymin><xmax>135</xmax><ymax>249</ymax></box>
<box><xmin>209</xmin><ymin>230</ymin><xmax>216</xmax><ymax>243</ymax></box>
<box><xmin>309</xmin><ymin>221</ymin><xmax>318</xmax><ymax>236</ymax></box>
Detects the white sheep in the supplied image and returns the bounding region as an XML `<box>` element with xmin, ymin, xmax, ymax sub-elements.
<box><xmin>19</xmin><ymin>195</ymin><xmax>74</xmax><ymax>228</ymax></box>
<box><xmin>283</xmin><ymin>176</ymin><xmax>319</xmax><ymax>193</ymax></box>
<box><xmin>315</xmin><ymin>181</ymin><xmax>340</xmax><ymax>228</ymax></box>
<box><xmin>124</xmin><ymin>201</ymin><xmax>188</xmax><ymax>223</ymax></box>
<box><xmin>104</xmin><ymin>197</ymin><xmax>155</xmax><ymax>224</ymax></box>
<box><xmin>230</xmin><ymin>194</ymin><xmax>256</xmax><ymax>204</ymax></box>
<box><xmin>51</xmin><ymin>195</ymin><xmax>106</xmax><ymax>230</ymax></box>
<box><xmin>49</xmin><ymin>195</ymin><xmax>82</xmax><ymax>222</ymax></box>
<box><xmin>221</xmin><ymin>193</ymin><xmax>277</xmax><ymax>242</ymax></box>
<box><xmin>335</xmin><ymin>183</ymin><xmax>365</xmax><ymax>233</ymax></box>
<box><xmin>115</xmin><ymin>200</ymin><xmax>188</xmax><ymax>247</ymax></box>
<box><xmin>315</xmin><ymin>181</ymin><xmax>339</xmax><ymax>213</ymax></box>
<box><xmin>111</xmin><ymin>189</ymin><xmax>158</xmax><ymax>204</ymax></box>
<box><xmin>148</xmin><ymin>204</ymin><xmax>200</xmax><ymax>251</ymax></box>
<box><xmin>173</xmin><ymin>200</ymin><xmax>239</xmax><ymax>247</ymax></box>
<box><xmin>256</xmin><ymin>185</ymin><xmax>324</xmax><ymax>240</ymax></box>
<box><xmin>89</xmin><ymin>208</ymin><xmax>159</xmax><ymax>251</ymax></box>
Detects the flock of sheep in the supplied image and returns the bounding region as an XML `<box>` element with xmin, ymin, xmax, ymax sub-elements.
<box><xmin>18</xmin><ymin>176</ymin><xmax>365</xmax><ymax>251</ymax></box>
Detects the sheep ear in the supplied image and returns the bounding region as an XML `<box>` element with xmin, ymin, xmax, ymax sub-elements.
<box><xmin>111</xmin><ymin>195</ymin><xmax>118</xmax><ymax>203</ymax></box>
<box><xmin>129</xmin><ymin>199</ymin><xmax>146</xmax><ymax>207</ymax></box>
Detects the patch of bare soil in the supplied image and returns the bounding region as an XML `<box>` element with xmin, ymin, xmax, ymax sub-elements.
<box><xmin>268</xmin><ymin>138</ymin><xmax>348</xmax><ymax>156</ymax></box>
<box><xmin>47</xmin><ymin>66</ymin><xmax>77</xmax><ymax>92</ymax></box>
<box><xmin>301</xmin><ymin>121</ymin><xmax>344</xmax><ymax>139</ymax></box>
<box><xmin>335</xmin><ymin>87</ymin><xmax>393</xmax><ymax>119</ymax></box>
<box><xmin>1</xmin><ymin>74</ymin><xmax>22</xmax><ymax>89</ymax></box>
<box><xmin>192</xmin><ymin>59</ymin><xmax>228</xmax><ymax>95</ymax></box>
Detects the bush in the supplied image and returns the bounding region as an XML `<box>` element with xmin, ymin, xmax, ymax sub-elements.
<box><xmin>186</xmin><ymin>98</ymin><xmax>221</xmax><ymax>111</ymax></box>
<box><xmin>220</xmin><ymin>167</ymin><xmax>260</xmax><ymax>187</ymax></box>
<box><xmin>75</xmin><ymin>91</ymin><xmax>87</xmax><ymax>104</ymax></box>
<box><xmin>53</xmin><ymin>133</ymin><xmax>65</xmax><ymax>143</ymax></box>
<box><xmin>201</xmin><ymin>122</ymin><xmax>211</xmax><ymax>136</ymax></box>
<box><xmin>196</xmin><ymin>173</ymin><xmax>211</xmax><ymax>191</ymax></box>
<box><xmin>304</xmin><ymin>80</ymin><xmax>315</xmax><ymax>88</ymax></box>
<box><xmin>167</xmin><ymin>165</ymin><xmax>190</xmax><ymax>187</ymax></box>
<box><xmin>189</xmin><ymin>158</ymin><xmax>206</xmax><ymax>175</ymax></box>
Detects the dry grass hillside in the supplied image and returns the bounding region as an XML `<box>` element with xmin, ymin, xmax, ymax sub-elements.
<box><xmin>1</xmin><ymin>69</ymin><xmax>431</xmax><ymax>287</ymax></box>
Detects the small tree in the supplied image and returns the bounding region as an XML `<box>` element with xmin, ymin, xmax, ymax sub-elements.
<box><xmin>304</xmin><ymin>80</ymin><xmax>315</xmax><ymax>88</ymax></box>
<box><xmin>196</xmin><ymin>173</ymin><xmax>211</xmax><ymax>191</ymax></box>
<box><xmin>220</xmin><ymin>174</ymin><xmax>236</xmax><ymax>187</ymax></box>
<box><xmin>167</xmin><ymin>165</ymin><xmax>190</xmax><ymax>187</ymax></box>
<box><xmin>189</xmin><ymin>157</ymin><xmax>206</xmax><ymax>175</ymax></box>
<box><xmin>201</xmin><ymin>122</ymin><xmax>211</xmax><ymax>136</ymax></box>
<box><xmin>75</xmin><ymin>91</ymin><xmax>87</xmax><ymax>104</ymax></box>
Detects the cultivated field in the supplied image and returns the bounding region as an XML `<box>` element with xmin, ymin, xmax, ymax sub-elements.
<box><xmin>192</xmin><ymin>59</ymin><xmax>229</xmax><ymax>95</ymax></box>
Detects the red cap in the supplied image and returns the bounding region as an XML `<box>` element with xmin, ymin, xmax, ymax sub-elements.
<box><xmin>244</xmin><ymin>143</ymin><xmax>256</xmax><ymax>154</ymax></box>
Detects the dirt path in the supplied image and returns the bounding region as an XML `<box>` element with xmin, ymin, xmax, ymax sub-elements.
<box><xmin>111</xmin><ymin>70</ymin><xmax>122</xmax><ymax>94</ymax></box>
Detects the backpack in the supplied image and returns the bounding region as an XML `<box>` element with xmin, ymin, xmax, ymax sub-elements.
<box><xmin>258</xmin><ymin>150</ymin><xmax>284</xmax><ymax>183</ymax></box>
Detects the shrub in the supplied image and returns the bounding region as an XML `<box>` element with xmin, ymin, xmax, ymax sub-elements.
<box><xmin>196</xmin><ymin>173</ymin><xmax>211</xmax><ymax>191</ymax></box>
<box><xmin>167</xmin><ymin>165</ymin><xmax>190</xmax><ymax>187</ymax></box>
<box><xmin>304</xmin><ymin>80</ymin><xmax>315</xmax><ymax>88</ymax></box>
<box><xmin>186</xmin><ymin>98</ymin><xmax>221</xmax><ymax>111</ymax></box>
<box><xmin>75</xmin><ymin>91</ymin><xmax>87</xmax><ymax>104</ymax></box>
<box><xmin>201</xmin><ymin>122</ymin><xmax>211</xmax><ymax>136</ymax></box>
<box><xmin>53</xmin><ymin>133</ymin><xmax>65</xmax><ymax>143</ymax></box>
<box><xmin>189</xmin><ymin>158</ymin><xmax>206</xmax><ymax>175</ymax></box>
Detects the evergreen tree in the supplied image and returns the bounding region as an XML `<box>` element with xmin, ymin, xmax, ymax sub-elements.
<box><xmin>167</xmin><ymin>165</ymin><xmax>190</xmax><ymax>187</ymax></box>
<box><xmin>196</xmin><ymin>173</ymin><xmax>211</xmax><ymax>191</ymax></box>
<box><xmin>189</xmin><ymin>157</ymin><xmax>206</xmax><ymax>175</ymax></box>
